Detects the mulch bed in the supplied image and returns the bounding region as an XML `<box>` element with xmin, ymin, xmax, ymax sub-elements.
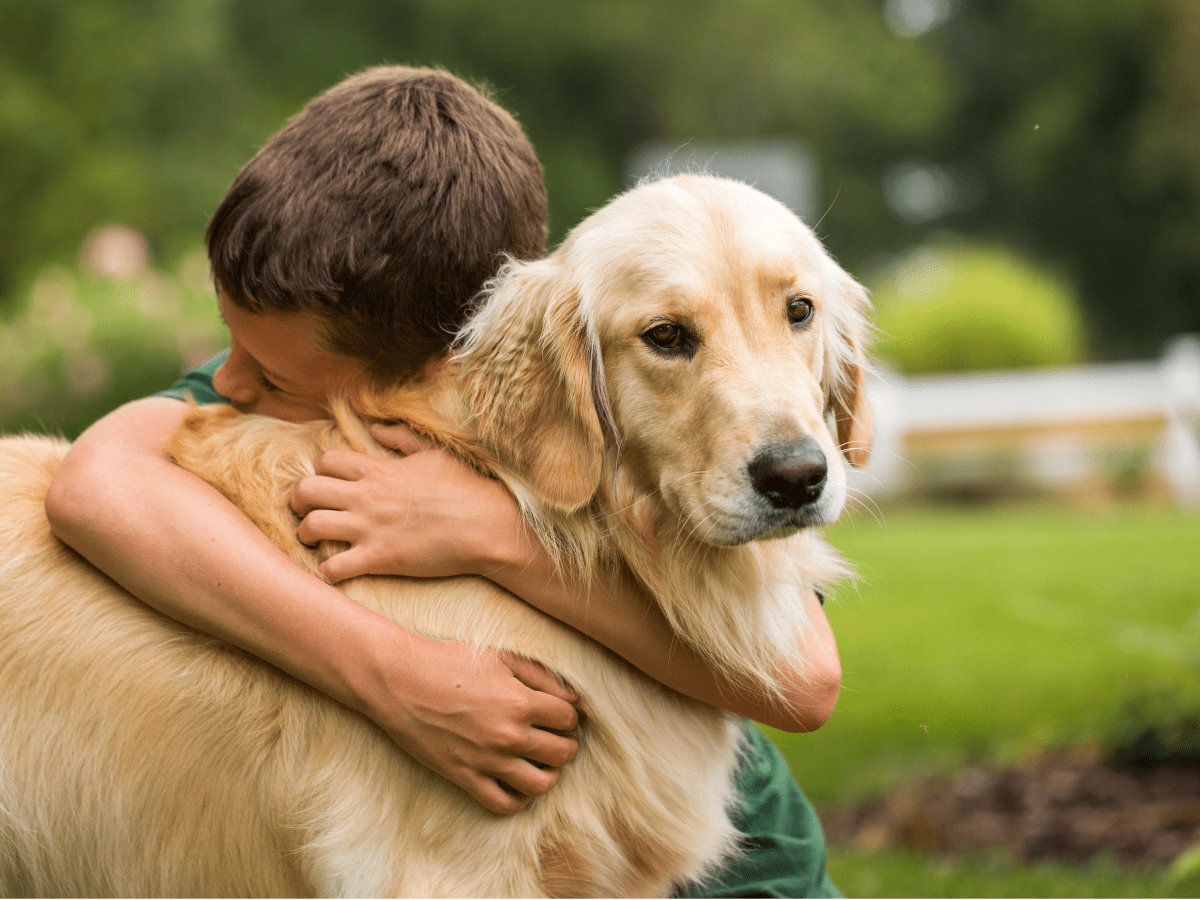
<box><xmin>820</xmin><ymin>747</ymin><xmax>1200</xmax><ymax>867</ymax></box>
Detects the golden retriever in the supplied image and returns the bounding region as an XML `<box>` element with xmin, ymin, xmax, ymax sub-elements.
<box><xmin>0</xmin><ymin>174</ymin><xmax>872</xmax><ymax>897</ymax></box>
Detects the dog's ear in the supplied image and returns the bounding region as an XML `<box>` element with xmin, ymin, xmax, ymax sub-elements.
<box><xmin>457</xmin><ymin>259</ymin><xmax>605</xmax><ymax>513</ymax></box>
<box><xmin>826</xmin><ymin>267</ymin><xmax>874</xmax><ymax>468</ymax></box>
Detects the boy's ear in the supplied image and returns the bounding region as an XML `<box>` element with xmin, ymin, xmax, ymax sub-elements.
<box><xmin>457</xmin><ymin>259</ymin><xmax>605</xmax><ymax>513</ymax></box>
<box><xmin>827</xmin><ymin>267</ymin><xmax>874</xmax><ymax>469</ymax></box>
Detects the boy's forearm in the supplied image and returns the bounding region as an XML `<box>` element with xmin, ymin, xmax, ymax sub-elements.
<box><xmin>477</xmin><ymin>534</ymin><xmax>840</xmax><ymax>733</ymax></box>
<box><xmin>46</xmin><ymin>401</ymin><xmax>584</xmax><ymax>813</ymax></box>
<box><xmin>45</xmin><ymin>400</ymin><xmax>405</xmax><ymax>717</ymax></box>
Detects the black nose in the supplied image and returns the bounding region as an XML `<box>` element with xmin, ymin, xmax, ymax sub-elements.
<box><xmin>748</xmin><ymin>439</ymin><xmax>827</xmax><ymax>510</ymax></box>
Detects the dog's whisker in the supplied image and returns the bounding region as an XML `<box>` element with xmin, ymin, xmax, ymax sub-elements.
<box><xmin>844</xmin><ymin>490</ymin><xmax>886</xmax><ymax>530</ymax></box>
<box><xmin>673</xmin><ymin>504</ymin><xmax>719</xmax><ymax>546</ymax></box>
<box><xmin>812</xmin><ymin>183</ymin><xmax>842</xmax><ymax>233</ymax></box>
<box><xmin>838</xmin><ymin>443</ymin><xmax>915</xmax><ymax>471</ymax></box>
<box><xmin>845</xmin><ymin>468</ymin><xmax>887</xmax><ymax>490</ymax></box>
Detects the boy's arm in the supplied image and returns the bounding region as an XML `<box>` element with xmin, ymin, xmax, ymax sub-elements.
<box><xmin>44</xmin><ymin>398</ymin><xmax>580</xmax><ymax>815</ymax></box>
<box><xmin>486</xmin><ymin>549</ymin><xmax>840</xmax><ymax>733</ymax></box>
<box><xmin>291</xmin><ymin>425</ymin><xmax>841</xmax><ymax>733</ymax></box>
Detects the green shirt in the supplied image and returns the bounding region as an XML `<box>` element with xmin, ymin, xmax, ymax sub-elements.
<box><xmin>161</xmin><ymin>354</ymin><xmax>839</xmax><ymax>898</ymax></box>
<box><xmin>678</xmin><ymin>726</ymin><xmax>839</xmax><ymax>899</ymax></box>
<box><xmin>159</xmin><ymin>349</ymin><xmax>230</xmax><ymax>405</ymax></box>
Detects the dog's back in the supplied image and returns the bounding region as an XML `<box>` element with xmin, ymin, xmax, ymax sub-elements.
<box><xmin>0</xmin><ymin>429</ymin><xmax>742</xmax><ymax>897</ymax></box>
<box><xmin>0</xmin><ymin>434</ymin><xmax>328</xmax><ymax>895</ymax></box>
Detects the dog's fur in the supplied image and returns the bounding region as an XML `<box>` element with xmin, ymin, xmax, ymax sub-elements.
<box><xmin>0</xmin><ymin>175</ymin><xmax>872</xmax><ymax>897</ymax></box>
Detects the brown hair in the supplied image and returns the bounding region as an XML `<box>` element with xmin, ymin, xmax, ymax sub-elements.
<box><xmin>206</xmin><ymin>66</ymin><xmax>547</xmax><ymax>385</ymax></box>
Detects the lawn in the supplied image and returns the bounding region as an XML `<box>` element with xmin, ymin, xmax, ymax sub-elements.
<box><xmin>825</xmin><ymin>847</ymin><xmax>1196</xmax><ymax>898</ymax></box>
<box><xmin>762</xmin><ymin>503</ymin><xmax>1200</xmax><ymax>895</ymax></box>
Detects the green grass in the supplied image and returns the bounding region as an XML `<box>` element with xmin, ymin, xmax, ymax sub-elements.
<box><xmin>759</xmin><ymin>503</ymin><xmax>1200</xmax><ymax>896</ymax></box>
<box><xmin>768</xmin><ymin>504</ymin><xmax>1200</xmax><ymax>806</ymax></box>
<box><xmin>826</xmin><ymin>847</ymin><xmax>1193</xmax><ymax>898</ymax></box>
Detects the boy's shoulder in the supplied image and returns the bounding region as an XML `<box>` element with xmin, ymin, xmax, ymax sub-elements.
<box><xmin>157</xmin><ymin>350</ymin><xmax>230</xmax><ymax>405</ymax></box>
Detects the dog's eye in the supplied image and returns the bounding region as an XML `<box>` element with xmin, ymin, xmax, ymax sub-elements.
<box><xmin>642</xmin><ymin>322</ymin><xmax>694</xmax><ymax>356</ymax></box>
<box><xmin>787</xmin><ymin>296</ymin><xmax>815</xmax><ymax>327</ymax></box>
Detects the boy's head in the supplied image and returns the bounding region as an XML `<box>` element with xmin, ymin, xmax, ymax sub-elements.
<box><xmin>206</xmin><ymin>65</ymin><xmax>547</xmax><ymax>387</ymax></box>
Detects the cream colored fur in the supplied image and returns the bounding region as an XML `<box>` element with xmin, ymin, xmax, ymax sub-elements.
<box><xmin>0</xmin><ymin>175</ymin><xmax>871</xmax><ymax>897</ymax></box>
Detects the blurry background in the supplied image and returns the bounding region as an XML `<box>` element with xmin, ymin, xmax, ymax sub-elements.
<box><xmin>2</xmin><ymin>0</ymin><xmax>1198</xmax><ymax>894</ymax></box>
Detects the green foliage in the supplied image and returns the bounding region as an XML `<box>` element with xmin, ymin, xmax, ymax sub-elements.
<box><xmin>769</xmin><ymin>505</ymin><xmax>1200</xmax><ymax>806</ymax></box>
<box><xmin>0</xmin><ymin>0</ymin><xmax>280</xmax><ymax>297</ymax></box>
<box><xmin>0</xmin><ymin>0</ymin><xmax>948</xmax><ymax>299</ymax></box>
<box><xmin>917</xmin><ymin>0</ymin><xmax>1200</xmax><ymax>357</ymax></box>
<box><xmin>1105</xmin><ymin>686</ymin><xmax>1200</xmax><ymax>768</ymax></box>
<box><xmin>2</xmin><ymin>0</ymin><xmax>1197</xmax><ymax>360</ymax></box>
<box><xmin>0</xmin><ymin>252</ymin><xmax>225</xmax><ymax>438</ymax></box>
<box><xmin>871</xmin><ymin>244</ymin><xmax>1087</xmax><ymax>374</ymax></box>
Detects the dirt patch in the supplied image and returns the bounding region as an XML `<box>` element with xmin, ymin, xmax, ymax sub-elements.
<box><xmin>820</xmin><ymin>748</ymin><xmax>1200</xmax><ymax>867</ymax></box>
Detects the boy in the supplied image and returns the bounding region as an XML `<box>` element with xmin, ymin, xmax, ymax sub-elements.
<box><xmin>46</xmin><ymin>66</ymin><xmax>839</xmax><ymax>896</ymax></box>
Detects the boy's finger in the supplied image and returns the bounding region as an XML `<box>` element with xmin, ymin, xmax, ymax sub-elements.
<box><xmin>472</xmin><ymin>778</ymin><xmax>531</xmax><ymax>816</ymax></box>
<box><xmin>312</xmin><ymin>448</ymin><xmax>375</xmax><ymax>480</ymax></box>
<box><xmin>295</xmin><ymin>509</ymin><xmax>358</xmax><ymax>548</ymax></box>
<box><xmin>289</xmin><ymin>475</ymin><xmax>357</xmax><ymax>517</ymax></box>
<box><xmin>522</xmin><ymin>727</ymin><xmax>579</xmax><ymax>770</ymax></box>
<box><xmin>370</xmin><ymin>422</ymin><xmax>430</xmax><ymax>455</ymax></box>
<box><xmin>317</xmin><ymin>546</ymin><xmax>375</xmax><ymax>584</ymax></box>
<box><xmin>530</xmin><ymin>694</ymin><xmax>580</xmax><ymax>735</ymax></box>
<box><xmin>503</xmin><ymin>653</ymin><xmax>579</xmax><ymax>705</ymax></box>
<box><xmin>496</xmin><ymin>759</ymin><xmax>561</xmax><ymax>800</ymax></box>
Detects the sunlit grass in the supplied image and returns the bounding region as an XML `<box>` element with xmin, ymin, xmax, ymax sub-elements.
<box><xmin>759</xmin><ymin>503</ymin><xmax>1200</xmax><ymax>895</ymax></box>
<box><xmin>768</xmin><ymin>503</ymin><xmax>1200</xmax><ymax>804</ymax></box>
<box><xmin>826</xmin><ymin>846</ymin><xmax>1190</xmax><ymax>898</ymax></box>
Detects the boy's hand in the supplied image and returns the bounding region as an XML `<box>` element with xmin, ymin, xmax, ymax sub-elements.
<box><xmin>366</xmin><ymin>631</ymin><xmax>580</xmax><ymax>815</ymax></box>
<box><xmin>293</xmin><ymin>425</ymin><xmax>579</xmax><ymax>813</ymax></box>
<box><xmin>290</xmin><ymin>424</ymin><xmax>520</xmax><ymax>585</ymax></box>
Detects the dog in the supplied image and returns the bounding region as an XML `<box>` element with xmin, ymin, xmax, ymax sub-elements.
<box><xmin>0</xmin><ymin>174</ymin><xmax>872</xmax><ymax>897</ymax></box>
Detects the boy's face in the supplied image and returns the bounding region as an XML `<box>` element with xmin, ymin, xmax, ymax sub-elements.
<box><xmin>213</xmin><ymin>292</ymin><xmax>368</xmax><ymax>423</ymax></box>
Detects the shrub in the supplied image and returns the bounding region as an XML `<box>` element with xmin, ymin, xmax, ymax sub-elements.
<box><xmin>0</xmin><ymin>250</ymin><xmax>225</xmax><ymax>439</ymax></box>
<box><xmin>870</xmin><ymin>244</ymin><xmax>1086</xmax><ymax>375</ymax></box>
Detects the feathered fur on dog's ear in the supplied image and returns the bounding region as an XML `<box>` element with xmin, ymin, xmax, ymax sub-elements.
<box><xmin>826</xmin><ymin>266</ymin><xmax>874</xmax><ymax>469</ymax></box>
<box><xmin>455</xmin><ymin>258</ymin><xmax>605</xmax><ymax>513</ymax></box>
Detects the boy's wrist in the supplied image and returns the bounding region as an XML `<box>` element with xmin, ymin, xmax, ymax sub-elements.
<box><xmin>333</xmin><ymin>614</ymin><xmax>422</xmax><ymax>721</ymax></box>
<box><xmin>473</xmin><ymin>523</ymin><xmax>523</xmax><ymax>573</ymax></box>
<box><xmin>462</xmin><ymin>483</ymin><xmax>534</xmax><ymax>574</ymax></box>
<box><xmin>474</xmin><ymin>518</ymin><xmax>554</xmax><ymax>589</ymax></box>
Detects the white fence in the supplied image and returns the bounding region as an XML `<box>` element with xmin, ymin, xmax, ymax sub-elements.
<box><xmin>853</xmin><ymin>335</ymin><xmax>1200</xmax><ymax>506</ymax></box>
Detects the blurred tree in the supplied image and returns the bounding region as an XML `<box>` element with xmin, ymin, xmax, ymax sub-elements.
<box><xmin>0</xmin><ymin>0</ymin><xmax>948</xmax><ymax>295</ymax></box>
<box><xmin>223</xmin><ymin>0</ymin><xmax>951</xmax><ymax>257</ymax></box>
<box><xmin>904</xmin><ymin>0</ymin><xmax>1200</xmax><ymax>359</ymax></box>
<box><xmin>0</xmin><ymin>0</ymin><xmax>1196</xmax><ymax>364</ymax></box>
<box><xmin>0</xmin><ymin>0</ymin><xmax>287</xmax><ymax>300</ymax></box>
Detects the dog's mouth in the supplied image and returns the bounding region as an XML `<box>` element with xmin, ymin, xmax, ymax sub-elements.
<box><xmin>707</xmin><ymin>504</ymin><xmax>830</xmax><ymax>546</ymax></box>
<box><xmin>684</xmin><ymin>489</ymin><xmax>838</xmax><ymax>545</ymax></box>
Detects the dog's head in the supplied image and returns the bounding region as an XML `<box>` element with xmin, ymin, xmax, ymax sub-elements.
<box><xmin>457</xmin><ymin>174</ymin><xmax>872</xmax><ymax>546</ymax></box>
